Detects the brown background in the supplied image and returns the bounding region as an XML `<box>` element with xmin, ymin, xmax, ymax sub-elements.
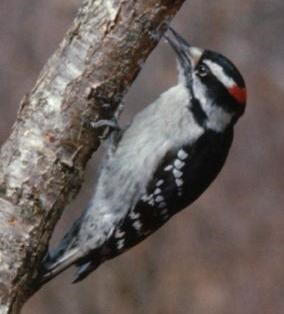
<box><xmin>0</xmin><ymin>1</ymin><xmax>283</xmax><ymax>313</ymax></box>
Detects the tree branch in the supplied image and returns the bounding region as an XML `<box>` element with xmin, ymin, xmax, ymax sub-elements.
<box><xmin>0</xmin><ymin>0</ymin><xmax>185</xmax><ymax>313</ymax></box>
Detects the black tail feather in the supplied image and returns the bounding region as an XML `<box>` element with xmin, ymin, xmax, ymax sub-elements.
<box><xmin>37</xmin><ymin>216</ymin><xmax>84</xmax><ymax>285</ymax></box>
<box><xmin>72</xmin><ymin>259</ymin><xmax>101</xmax><ymax>283</ymax></box>
<box><xmin>38</xmin><ymin>248</ymin><xmax>81</xmax><ymax>285</ymax></box>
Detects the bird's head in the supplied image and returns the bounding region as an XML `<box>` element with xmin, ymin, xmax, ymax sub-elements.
<box><xmin>165</xmin><ymin>27</ymin><xmax>246</xmax><ymax>132</ymax></box>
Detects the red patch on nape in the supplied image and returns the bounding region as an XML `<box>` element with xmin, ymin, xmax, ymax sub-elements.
<box><xmin>229</xmin><ymin>85</ymin><xmax>247</xmax><ymax>105</ymax></box>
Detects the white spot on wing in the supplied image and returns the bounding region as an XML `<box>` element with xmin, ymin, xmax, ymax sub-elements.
<box><xmin>115</xmin><ymin>229</ymin><xmax>125</xmax><ymax>239</ymax></box>
<box><xmin>141</xmin><ymin>195</ymin><xmax>148</xmax><ymax>202</ymax></box>
<box><xmin>164</xmin><ymin>165</ymin><xmax>173</xmax><ymax>171</ymax></box>
<box><xmin>117</xmin><ymin>239</ymin><xmax>125</xmax><ymax>250</ymax></box>
<box><xmin>141</xmin><ymin>194</ymin><xmax>153</xmax><ymax>203</ymax></box>
<box><xmin>154</xmin><ymin>188</ymin><xmax>162</xmax><ymax>195</ymax></box>
<box><xmin>130</xmin><ymin>211</ymin><xmax>140</xmax><ymax>220</ymax></box>
<box><xmin>155</xmin><ymin>195</ymin><xmax>164</xmax><ymax>203</ymax></box>
<box><xmin>174</xmin><ymin>159</ymin><xmax>185</xmax><ymax>169</ymax></box>
<box><xmin>173</xmin><ymin>169</ymin><xmax>183</xmax><ymax>178</ymax></box>
<box><xmin>176</xmin><ymin>178</ymin><xmax>184</xmax><ymax>187</ymax></box>
<box><xmin>156</xmin><ymin>180</ymin><xmax>164</xmax><ymax>187</ymax></box>
<box><xmin>177</xmin><ymin>149</ymin><xmax>188</xmax><ymax>160</ymax></box>
<box><xmin>133</xmin><ymin>220</ymin><xmax>142</xmax><ymax>231</ymax></box>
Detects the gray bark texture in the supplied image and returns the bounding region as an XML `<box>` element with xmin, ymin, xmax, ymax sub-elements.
<box><xmin>0</xmin><ymin>0</ymin><xmax>185</xmax><ymax>313</ymax></box>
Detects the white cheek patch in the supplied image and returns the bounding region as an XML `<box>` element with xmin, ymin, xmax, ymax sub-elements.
<box><xmin>192</xmin><ymin>76</ymin><xmax>208</xmax><ymax>107</ymax></box>
<box><xmin>192</xmin><ymin>75</ymin><xmax>233</xmax><ymax>132</ymax></box>
<box><xmin>203</xmin><ymin>59</ymin><xmax>236</xmax><ymax>89</ymax></box>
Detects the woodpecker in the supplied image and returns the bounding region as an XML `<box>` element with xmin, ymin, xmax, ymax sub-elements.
<box><xmin>39</xmin><ymin>27</ymin><xmax>246</xmax><ymax>284</ymax></box>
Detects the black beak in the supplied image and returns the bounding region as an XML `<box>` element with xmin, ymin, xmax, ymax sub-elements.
<box><xmin>164</xmin><ymin>27</ymin><xmax>203</xmax><ymax>71</ymax></box>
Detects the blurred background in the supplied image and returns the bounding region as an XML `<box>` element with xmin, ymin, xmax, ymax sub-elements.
<box><xmin>0</xmin><ymin>1</ymin><xmax>283</xmax><ymax>313</ymax></box>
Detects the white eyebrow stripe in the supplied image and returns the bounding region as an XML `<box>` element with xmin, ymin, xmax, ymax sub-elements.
<box><xmin>204</xmin><ymin>59</ymin><xmax>236</xmax><ymax>89</ymax></box>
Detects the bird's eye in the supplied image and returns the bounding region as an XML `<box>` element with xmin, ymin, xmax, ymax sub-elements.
<box><xmin>196</xmin><ymin>64</ymin><xmax>210</xmax><ymax>77</ymax></box>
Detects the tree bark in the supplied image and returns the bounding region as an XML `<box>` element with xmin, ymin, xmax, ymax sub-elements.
<box><xmin>0</xmin><ymin>0</ymin><xmax>185</xmax><ymax>313</ymax></box>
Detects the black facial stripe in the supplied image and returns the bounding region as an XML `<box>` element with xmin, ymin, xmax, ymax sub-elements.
<box><xmin>190</xmin><ymin>96</ymin><xmax>207</xmax><ymax>127</ymax></box>
<box><xmin>182</xmin><ymin>62</ymin><xmax>207</xmax><ymax>127</ymax></box>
